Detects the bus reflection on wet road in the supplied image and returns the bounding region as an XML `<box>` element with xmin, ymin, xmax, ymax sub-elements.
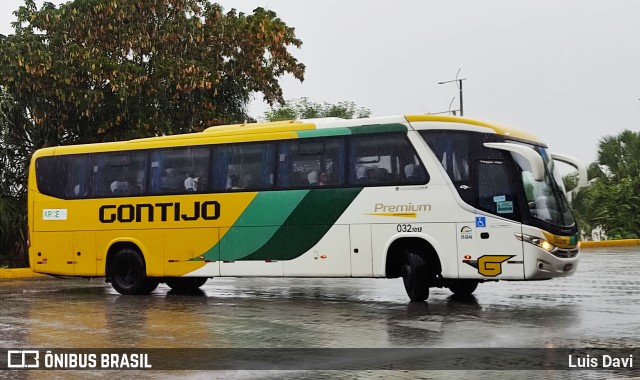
<box><xmin>1</xmin><ymin>247</ymin><xmax>639</xmax><ymax>378</ymax></box>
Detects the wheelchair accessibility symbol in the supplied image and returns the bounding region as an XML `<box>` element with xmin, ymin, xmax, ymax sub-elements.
<box><xmin>475</xmin><ymin>216</ymin><xmax>486</xmax><ymax>228</ymax></box>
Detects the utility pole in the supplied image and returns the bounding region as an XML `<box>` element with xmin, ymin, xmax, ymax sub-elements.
<box><xmin>438</xmin><ymin>69</ymin><xmax>466</xmax><ymax>116</ymax></box>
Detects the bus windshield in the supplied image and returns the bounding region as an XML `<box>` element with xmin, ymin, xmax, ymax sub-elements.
<box><xmin>513</xmin><ymin>143</ymin><xmax>576</xmax><ymax>228</ymax></box>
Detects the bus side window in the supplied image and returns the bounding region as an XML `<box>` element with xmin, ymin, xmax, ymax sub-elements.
<box><xmin>35</xmin><ymin>155</ymin><xmax>92</xmax><ymax>199</ymax></box>
<box><xmin>420</xmin><ymin>130</ymin><xmax>471</xmax><ymax>184</ymax></box>
<box><xmin>349</xmin><ymin>133</ymin><xmax>427</xmax><ymax>186</ymax></box>
<box><xmin>277</xmin><ymin>138</ymin><xmax>345</xmax><ymax>189</ymax></box>
<box><xmin>150</xmin><ymin>147</ymin><xmax>209</xmax><ymax>195</ymax></box>
<box><xmin>36</xmin><ymin>156</ymin><xmax>65</xmax><ymax>198</ymax></box>
<box><xmin>211</xmin><ymin>142</ymin><xmax>275</xmax><ymax>192</ymax></box>
<box><xmin>93</xmin><ymin>152</ymin><xmax>147</xmax><ymax>197</ymax></box>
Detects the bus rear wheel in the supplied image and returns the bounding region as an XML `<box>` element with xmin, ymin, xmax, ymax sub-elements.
<box><xmin>401</xmin><ymin>251</ymin><xmax>429</xmax><ymax>302</ymax></box>
<box><xmin>447</xmin><ymin>280</ymin><xmax>479</xmax><ymax>296</ymax></box>
<box><xmin>109</xmin><ymin>248</ymin><xmax>158</xmax><ymax>295</ymax></box>
<box><xmin>165</xmin><ymin>277</ymin><xmax>208</xmax><ymax>293</ymax></box>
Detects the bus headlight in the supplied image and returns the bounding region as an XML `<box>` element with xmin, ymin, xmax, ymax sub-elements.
<box><xmin>515</xmin><ymin>233</ymin><xmax>558</xmax><ymax>253</ymax></box>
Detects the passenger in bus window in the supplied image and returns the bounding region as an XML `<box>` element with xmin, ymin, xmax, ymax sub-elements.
<box><xmin>356</xmin><ymin>166</ymin><xmax>368</xmax><ymax>184</ymax></box>
<box><xmin>73</xmin><ymin>183</ymin><xmax>88</xmax><ymax>197</ymax></box>
<box><xmin>308</xmin><ymin>171</ymin><xmax>319</xmax><ymax>186</ymax></box>
<box><xmin>110</xmin><ymin>179</ymin><xmax>129</xmax><ymax>195</ymax></box>
<box><xmin>405</xmin><ymin>164</ymin><xmax>418</xmax><ymax>182</ymax></box>
<box><xmin>184</xmin><ymin>173</ymin><xmax>198</xmax><ymax>192</ymax></box>
<box><xmin>367</xmin><ymin>166</ymin><xmax>384</xmax><ymax>183</ymax></box>
<box><xmin>367</xmin><ymin>167</ymin><xmax>377</xmax><ymax>183</ymax></box>
<box><xmin>225</xmin><ymin>166</ymin><xmax>236</xmax><ymax>189</ymax></box>
<box><xmin>318</xmin><ymin>172</ymin><xmax>328</xmax><ymax>186</ymax></box>
<box><xmin>372</xmin><ymin>167</ymin><xmax>389</xmax><ymax>183</ymax></box>
<box><xmin>228</xmin><ymin>175</ymin><xmax>242</xmax><ymax>190</ymax></box>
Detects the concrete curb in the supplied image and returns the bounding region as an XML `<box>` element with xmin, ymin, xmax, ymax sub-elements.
<box><xmin>0</xmin><ymin>268</ymin><xmax>46</xmax><ymax>279</ymax></box>
<box><xmin>580</xmin><ymin>239</ymin><xmax>640</xmax><ymax>248</ymax></box>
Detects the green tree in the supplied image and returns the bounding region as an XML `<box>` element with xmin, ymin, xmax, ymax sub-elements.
<box><xmin>597</xmin><ymin>130</ymin><xmax>640</xmax><ymax>180</ymax></box>
<box><xmin>0</xmin><ymin>0</ymin><xmax>305</xmax><ymax>266</ymax></box>
<box><xmin>264</xmin><ymin>98</ymin><xmax>371</xmax><ymax>121</ymax></box>
<box><xmin>570</xmin><ymin>130</ymin><xmax>640</xmax><ymax>240</ymax></box>
<box><xmin>0</xmin><ymin>88</ymin><xmax>28</xmax><ymax>267</ymax></box>
<box><xmin>1</xmin><ymin>0</ymin><xmax>304</xmax><ymax>143</ymax></box>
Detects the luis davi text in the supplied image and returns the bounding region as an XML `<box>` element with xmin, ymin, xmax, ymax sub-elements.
<box><xmin>569</xmin><ymin>354</ymin><xmax>633</xmax><ymax>368</ymax></box>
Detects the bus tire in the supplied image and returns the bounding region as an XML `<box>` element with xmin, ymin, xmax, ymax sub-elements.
<box><xmin>142</xmin><ymin>278</ymin><xmax>160</xmax><ymax>294</ymax></box>
<box><xmin>448</xmin><ymin>280</ymin><xmax>479</xmax><ymax>296</ymax></box>
<box><xmin>401</xmin><ymin>250</ymin><xmax>429</xmax><ymax>302</ymax></box>
<box><xmin>109</xmin><ymin>248</ymin><xmax>157</xmax><ymax>295</ymax></box>
<box><xmin>165</xmin><ymin>277</ymin><xmax>208</xmax><ymax>293</ymax></box>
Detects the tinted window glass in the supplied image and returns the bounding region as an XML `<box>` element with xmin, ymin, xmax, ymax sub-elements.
<box><xmin>36</xmin><ymin>155</ymin><xmax>92</xmax><ymax>199</ymax></box>
<box><xmin>211</xmin><ymin>142</ymin><xmax>275</xmax><ymax>191</ymax></box>
<box><xmin>421</xmin><ymin>131</ymin><xmax>471</xmax><ymax>183</ymax></box>
<box><xmin>150</xmin><ymin>147</ymin><xmax>209</xmax><ymax>194</ymax></box>
<box><xmin>93</xmin><ymin>151</ymin><xmax>147</xmax><ymax>197</ymax></box>
<box><xmin>349</xmin><ymin>134</ymin><xmax>428</xmax><ymax>186</ymax></box>
<box><xmin>420</xmin><ymin>130</ymin><xmax>505</xmax><ymax>205</ymax></box>
<box><xmin>476</xmin><ymin>159</ymin><xmax>519</xmax><ymax>220</ymax></box>
<box><xmin>278</xmin><ymin>138</ymin><xmax>346</xmax><ymax>188</ymax></box>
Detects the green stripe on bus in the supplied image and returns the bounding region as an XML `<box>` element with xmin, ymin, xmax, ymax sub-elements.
<box><xmin>202</xmin><ymin>190</ymin><xmax>308</xmax><ymax>261</ymax></box>
<box><xmin>296</xmin><ymin>123</ymin><xmax>407</xmax><ymax>139</ymax></box>
<box><xmin>348</xmin><ymin>123</ymin><xmax>407</xmax><ymax>134</ymax></box>
<box><xmin>296</xmin><ymin>128</ymin><xmax>352</xmax><ymax>138</ymax></box>
<box><xmin>244</xmin><ymin>188</ymin><xmax>362</xmax><ymax>260</ymax></box>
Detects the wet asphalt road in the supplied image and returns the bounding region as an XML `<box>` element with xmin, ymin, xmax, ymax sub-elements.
<box><xmin>1</xmin><ymin>246</ymin><xmax>639</xmax><ymax>379</ymax></box>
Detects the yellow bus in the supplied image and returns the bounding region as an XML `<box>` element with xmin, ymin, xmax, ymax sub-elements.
<box><xmin>28</xmin><ymin>115</ymin><xmax>586</xmax><ymax>300</ymax></box>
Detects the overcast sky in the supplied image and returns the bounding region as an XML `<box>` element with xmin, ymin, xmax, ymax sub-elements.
<box><xmin>2</xmin><ymin>0</ymin><xmax>639</xmax><ymax>165</ymax></box>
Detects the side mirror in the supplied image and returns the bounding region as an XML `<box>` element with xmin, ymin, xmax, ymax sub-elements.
<box><xmin>483</xmin><ymin>142</ymin><xmax>545</xmax><ymax>181</ymax></box>
<box><xmin>550</xmin><ymin>153</ymin><xmax>588</xmax><ymax>188</ymax></box>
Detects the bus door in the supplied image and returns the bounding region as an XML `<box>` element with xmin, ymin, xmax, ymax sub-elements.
<box><xmin>458</xmin><ymin>159</ymin><xmax>524</xmax><ymax>280</ymax></box>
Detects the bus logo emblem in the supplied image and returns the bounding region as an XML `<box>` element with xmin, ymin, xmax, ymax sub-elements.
<box><xmin>460</xmin><ymin>226</ymin><xmax>473</xmax><ymax>240</ymax></box>
<box><xmin>463</xmin><ymin>255</ymin><xmax>514</xmax><ymax>277</ymax></box>
<box><xmin>7</xmin><ymin>350</ymin><xmax>40</xmax><ymax>368</ymax></box>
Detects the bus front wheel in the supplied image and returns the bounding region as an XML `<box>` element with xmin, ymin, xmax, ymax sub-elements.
<box><xmin>447</xmin><ymin>280</ymin><xmax>479</xmax><ymax>296</ymax></box>
<box><xmin>401</xmin><ymin>251</ymin><xmax>429</xmax><ymax>302</ymax></box>
<box><xmin>108</xmin><ymin>248</ymin><xmax>158</xmax><ymax>295</ymax></box>
<box><xmin>165</xmin><ymin>277</ymin><xmax>208</xmax><ymax>293</ymax></box>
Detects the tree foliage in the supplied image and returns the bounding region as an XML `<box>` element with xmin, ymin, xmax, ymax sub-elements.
<box><xmin>264</xmin><ymin>98</ymin><xmax>371</xmax><ymax>122</ymax></box>
<box><xmin>0</xmin><ymin>89</ymin><xmax>28</xmax><ymax>267</ymax></box>
<box><xmin>1</xmin><ymin>0</ymin><xmax>304</xmax><ymax>143</ymax></box>
<box><xmin>0</xmin><ymin>0</ymin><xmax>305</xmax><ymax>266</ymax></box>
<box><xmin>570</xmin><ymin>130</ymin><xmax>640</xmax><ymax>240</ymax></box>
